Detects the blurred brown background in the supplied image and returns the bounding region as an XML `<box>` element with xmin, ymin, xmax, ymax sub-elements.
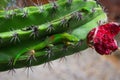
<box><xmin>98</xmin><ymin>0</ymin><xmax>120</xmax><ymax>22</ymax></box>
<box><xmin>17</xmin><ymin>0</ymin><xmax>55</xmax><ymax>7</ymax></box>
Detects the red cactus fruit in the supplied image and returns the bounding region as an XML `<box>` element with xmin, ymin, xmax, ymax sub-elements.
<box><xmin>87</xmin><ymin>22</ymin><xmax>120</xmax><ymax>55</ymax></box>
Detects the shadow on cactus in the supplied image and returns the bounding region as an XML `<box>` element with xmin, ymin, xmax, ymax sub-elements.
<box><xmin>0</xmin><ymin>0</ymin><xmax>105</xmax><ymax>72</ymax></box>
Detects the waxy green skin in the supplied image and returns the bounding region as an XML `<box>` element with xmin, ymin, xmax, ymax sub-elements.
<box><xmin>0</xmin><ymin>0</ymin><xmax>98</xmax><ymax>46</ymax></box>
<box><xmin>0</xmin><ymin>0</ymin><xmax>106</xmax><ymax>71</ymax></box>
<box><xmin>0</xmin><ymin>0</ymin><xmax>96</xmax><ymax>32</ymax></box>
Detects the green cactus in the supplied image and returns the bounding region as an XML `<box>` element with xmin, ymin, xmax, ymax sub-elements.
<box><xmin>0</xmin><ymin>0</ymin><xmax>106</xmax><ymax>72</ymax></box>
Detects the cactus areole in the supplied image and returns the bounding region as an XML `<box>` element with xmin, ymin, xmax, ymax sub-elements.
<box><xmin>87</xmin><ymin>22</ymin><xmax>120</xmax><ymax>55</ymax></box>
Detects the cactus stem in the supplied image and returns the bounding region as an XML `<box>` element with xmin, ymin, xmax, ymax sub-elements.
<box><xmin>0</xmin><ymin>0</ymin><xmax>104</xmax><ymax>71</ymax></box>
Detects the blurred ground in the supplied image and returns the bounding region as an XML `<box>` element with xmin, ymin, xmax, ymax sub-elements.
<box><xmin>0</xmin><ymin>48</ymin><xmax>120</xmax><ymax>80</ymax></box>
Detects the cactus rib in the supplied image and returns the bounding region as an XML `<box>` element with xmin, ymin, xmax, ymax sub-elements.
<box><xmin>0</xmin><ymin>0</ymin><xmax>97</xmax><ymax>32</ymax></box>
<box><xmin>0</xmin><ymin>9</ymin><xmax>102</xmax><ymax>47</ymax></box>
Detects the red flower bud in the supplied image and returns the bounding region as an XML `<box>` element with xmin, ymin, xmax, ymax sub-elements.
<box><xmin>87</xmin><ymin>22</ymin><xmax>120</xmax><ymax>55</ymax></box>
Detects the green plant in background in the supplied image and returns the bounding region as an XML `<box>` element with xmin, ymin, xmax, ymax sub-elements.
<box><xmin>0</xmin><ymin>0</ymin><xmax>106</xmax><ymax>72</ymax></box>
